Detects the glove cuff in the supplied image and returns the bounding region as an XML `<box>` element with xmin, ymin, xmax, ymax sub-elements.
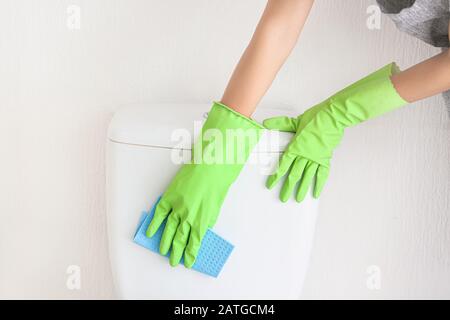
<box><xmin>211</xmin><ymin>101</ymin><xmax>265</xmax><ymax>130</ymax></box>
<box><xmin>191</xmin><ymin>102</ymin><xmax>263</xmax><ymax>166</ymax></box>
<box><xmin>329</xmin><ymin>62</ymin><xmax>408</xmax><ymax>126</ymax></box>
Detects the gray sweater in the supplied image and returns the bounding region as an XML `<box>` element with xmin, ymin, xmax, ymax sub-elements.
<box><xmin>376</xmin><ymin>0</ymin><xmax>450</xmax><ymax>113</ymax></box>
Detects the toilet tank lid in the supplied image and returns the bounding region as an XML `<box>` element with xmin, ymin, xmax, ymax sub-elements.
<box><xmin>107</xmin><ymin>103</ymin><xmax>296</xmax><ymax>152</ymax></box>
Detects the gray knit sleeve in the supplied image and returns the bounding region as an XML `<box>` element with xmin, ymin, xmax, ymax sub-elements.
<box><xmin>377</xmin><ymin>0</ymin><xmax>449</xmax><ymax>48</ymax></box>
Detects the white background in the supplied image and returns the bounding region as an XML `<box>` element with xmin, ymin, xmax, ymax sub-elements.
<box><xmin>0</xmin><ymin>0</ymin><xmax>448</xmax><ymax>299</ymax></box>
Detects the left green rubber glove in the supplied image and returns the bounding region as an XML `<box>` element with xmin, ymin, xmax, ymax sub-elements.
<box><xmin>264</xmin><ymin>63</ymin><xmax>408</xmax><ymax>202</ymax></box>
<box><xmin>146</xmin><ymin>102</ymin><xmax>263</xmax><ymax>268</ymax></box>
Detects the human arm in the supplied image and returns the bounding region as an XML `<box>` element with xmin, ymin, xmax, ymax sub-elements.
<box><xmin>221</xmin><ymin>0</ymin><xmax>314</xmax><ymax>117</ymax></box>
<box><xmin>145</xmin><ymin>1</ymin><xmax>316</xmax><ymax>268</ymax></box>
<box><xmin>265</xmin><ymin>49</ymin><xmax>450</xmax><ymax>202</ymax></box>
<box><xmin>392</xmin><ymin>50</ymin><xmax>450</xmax><ymax>102</ymax></box>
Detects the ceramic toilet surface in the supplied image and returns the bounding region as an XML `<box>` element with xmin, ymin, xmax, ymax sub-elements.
<box><xmin>106</xmin><ymin>105</ymin><xmax>319</xmax><ymax>299</ymax></box>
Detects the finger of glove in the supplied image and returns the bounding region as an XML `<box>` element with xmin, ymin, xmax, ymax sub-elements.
<box><xmin>296</xmin><ymin>162</ymin><xmax>319</xmax><ymax>203</ymax></box>
<box><xmin>159</xmin><ymin>214</ymin><xmax>180</xmax><ymax>256</ymax></box>
<box><xmin>184</xmin><ymin>228</ymin><xmax>207</xmax><ymax>269</ymax></box>
<box><xmin>169</xmin><ymin>221</ymin><xmax>191</xmax><ymax>267</ymax></box>
<box><xmin>146</xmin><ymin>198</ymin><xmax>171</xmax><ymax>237</ymax></box>
<box><xmin>263</xmin><ymin>116</ymin><xmax>298</xmax><ymax>132</ymax></box>
<box><xmin>266</xmin><ymin>153</ymin><xmax>295</xmax><ymax>190</ymax></box>
<box><xmin>280</xmin><ymin>157</ymin><xmax>308</xmax><ymax>202</ymax></box>
<box><xmin>313</xmin><ymin>165</ymin><xmax>329</xmax><ymax>198</ymax></box>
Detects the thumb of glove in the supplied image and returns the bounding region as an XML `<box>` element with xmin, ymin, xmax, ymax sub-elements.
<box><xmin>263</xmin><ymin>116</ymin><xmax>299</xmax><ymax>133</ymax></box>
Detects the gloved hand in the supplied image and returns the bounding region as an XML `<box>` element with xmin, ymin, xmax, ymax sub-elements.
<box><xmin>146</xmin><ymin>102</ymin><xmax>263</xmax><ymax>268</ymax></box>
<box><xmin>264</xmin><ymin>63</ymin><xmax>407</xmax><ymax>202</ymax></box>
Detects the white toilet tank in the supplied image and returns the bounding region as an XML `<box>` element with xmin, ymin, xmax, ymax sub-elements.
<box><xmin>106</xmin><ymin>103</ymin><xmax>319</xmax><ymax>299</ymax></box>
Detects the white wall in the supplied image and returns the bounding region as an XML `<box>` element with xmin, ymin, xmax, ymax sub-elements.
<box><xmin>0</xmin><ymin>0</ymin><xmax>448</xmax><ymax>299</ymax></box>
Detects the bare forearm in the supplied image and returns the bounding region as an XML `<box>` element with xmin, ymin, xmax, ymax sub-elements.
<box><xmin>392</xmin><ymin>50</ymin><xmax>450</xmax><ymax>103</ymax></box>
<box><xmin>221</xmin><ymin>0</ymin><xmax>314</xmax><ymax>117</ymax></box>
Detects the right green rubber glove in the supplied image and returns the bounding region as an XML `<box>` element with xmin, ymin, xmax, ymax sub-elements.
<box><xmin>264</xmin><ymin>63</ymin><xmax>408</xmax><ymax>202</ymax></box>
<box><xmin>146</xmin><ymin>102</ymin><xmax>263</xmax><ymax>268</ymax></box>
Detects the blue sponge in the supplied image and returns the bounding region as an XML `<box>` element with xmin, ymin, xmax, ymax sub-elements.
<box><xmin>133</xmin><ymin>197</ymin><xmax>234</xmax><ymax>277</ymax></box>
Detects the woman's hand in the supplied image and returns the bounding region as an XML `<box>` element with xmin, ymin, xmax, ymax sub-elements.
<box><xmin>146</xmin><ymin>102</ymin><xmax>263</xmax><ymax>267</ymax></box>
<box><xmin>264</xmin><ymin>63</ymin><xmax>407</xmax><ymax>202</ymax></box>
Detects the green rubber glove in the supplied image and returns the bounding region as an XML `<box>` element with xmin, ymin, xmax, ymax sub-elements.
<box><xmin>264</xmin><ymin>63</ymin><xmax>408</xmax><ymax>202</ymax></box>
<box><xmin>146</xmin><ymin>102</ymin><xmax>263</xmax><ymax>268</ymax></box>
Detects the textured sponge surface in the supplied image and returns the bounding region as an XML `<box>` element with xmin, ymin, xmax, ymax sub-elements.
<box><xmin>133</xmin><ymin>197</ymin><xmax>234</xmax><ymax>277</ymax></box>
